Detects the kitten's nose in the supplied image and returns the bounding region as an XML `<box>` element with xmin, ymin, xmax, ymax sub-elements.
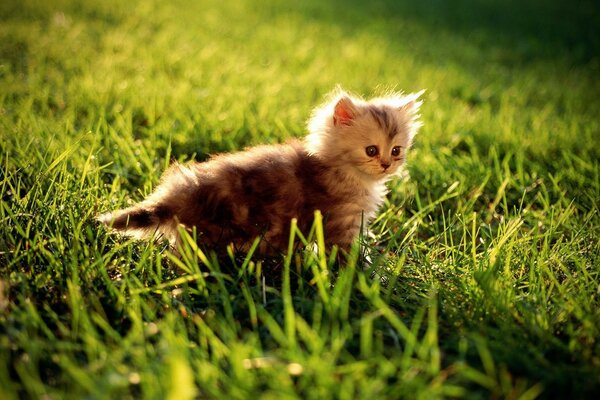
<box><xmin>381</xmin><ymin>162</ymin><xmax>391</xmax><ymax>170</ymax></box>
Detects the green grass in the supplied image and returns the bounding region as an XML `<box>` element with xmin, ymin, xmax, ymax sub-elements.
<box><xmin>1</xmin><ymin>0</ymin><xmax>599</xmax><ymax>398</ymax></box>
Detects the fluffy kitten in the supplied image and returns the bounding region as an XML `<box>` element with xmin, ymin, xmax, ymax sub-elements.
<box><xmin>98</xmin><ymin>88</ymin><xmax>423</xmax><ymax>255</ymax></box>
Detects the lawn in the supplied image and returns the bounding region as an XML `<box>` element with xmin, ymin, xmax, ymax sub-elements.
<box><xmin>1</xmin><ymin>0</ymin><xmax>599</xmax><ymax>398</ymax></box>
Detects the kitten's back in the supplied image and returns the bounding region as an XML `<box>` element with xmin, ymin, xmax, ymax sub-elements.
<box><xmin>98</xmin><ymin>140</ymin><xmax>330</xmax><ymax>253</ymax></box>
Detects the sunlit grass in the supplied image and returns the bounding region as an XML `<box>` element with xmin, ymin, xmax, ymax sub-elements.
<box><xmin>1</xmin><ymin>0</ymin><xmax>599</xmax><ymax>398</ymax></box>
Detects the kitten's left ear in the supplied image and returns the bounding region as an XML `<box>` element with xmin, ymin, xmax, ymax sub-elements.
<box><xmin>333</xmin><ymin>95</ymin><xmax>357</xmax><ymax>126</ymax></box>
<box><xmin>399</xmin><ymin>90</ymin><xmax>425</xmax><ymax>115</ymax></box>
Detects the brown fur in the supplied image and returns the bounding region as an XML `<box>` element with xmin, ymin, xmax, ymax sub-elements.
<box><xmin>97</xmin><ymin>88</ymin><xmax>423</xmax><ymax>255</ymax></box>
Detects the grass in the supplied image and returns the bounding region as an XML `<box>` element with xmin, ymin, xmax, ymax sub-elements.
<box><xmin>1</xmin><ymin>0</ymin><xmax>599</xmax><ymax>398</ymax></box>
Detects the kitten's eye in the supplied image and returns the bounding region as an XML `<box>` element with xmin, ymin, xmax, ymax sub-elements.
<box><xmin>365</xmin><ymin>146</ymin><xmax>378</xmax><ymax>157</ymax></box>
<box><xmin>391</xmin><ymin>146</ymin><xmax>402</xmax><ymax>157</ymax></box>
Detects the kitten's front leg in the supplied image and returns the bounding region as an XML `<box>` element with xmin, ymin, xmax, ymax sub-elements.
<box><xmin>325</xmin><ymin>219</ymin><xmax>363</xmax><ymax>257</ymax></box>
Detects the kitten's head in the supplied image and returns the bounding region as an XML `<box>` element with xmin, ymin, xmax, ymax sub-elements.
<box><xmin>306</xmin><ymin>88</ymin><xmax>424</xmax><ymax>180</ymax></box>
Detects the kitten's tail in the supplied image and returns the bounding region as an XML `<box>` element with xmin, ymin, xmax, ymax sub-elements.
<box><xmin>97</xmin><ymin>203</ymin><xmax>176</xmax><ymax>241</ymax></box>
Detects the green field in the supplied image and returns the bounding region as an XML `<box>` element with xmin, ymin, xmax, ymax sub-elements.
<box><xmin>1</xmin><ymin>0</ymin><xmax>599</xmax><ymax>398</ymax></box>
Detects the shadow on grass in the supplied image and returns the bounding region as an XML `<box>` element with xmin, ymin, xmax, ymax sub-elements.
<box><xmin>276</xmin><ymin>0</ymin><xmax>600</xmax><ymax>66</ymax></box>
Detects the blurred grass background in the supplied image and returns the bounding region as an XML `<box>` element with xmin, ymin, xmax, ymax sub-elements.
<box><xmin>1</xmin><ymin>0</ymin><xmax>599</xmax><ymax>398</ymax></box>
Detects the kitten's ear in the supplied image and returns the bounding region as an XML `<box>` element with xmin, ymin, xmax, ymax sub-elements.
<box><xmin>399</xmin><ymin>90</ymin><xmax>425</xmax><ymax>115</ymax></box>
<box><xmin>333</xmin><ymin>96</ymin><xmax>357</xmax><ymax>126</ymax></box>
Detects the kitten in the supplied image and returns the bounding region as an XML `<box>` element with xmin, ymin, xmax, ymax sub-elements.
<box><xmin>97</xmin><ymin>88</ymin><xmax>423</xmax><ymax>255</ymax></box>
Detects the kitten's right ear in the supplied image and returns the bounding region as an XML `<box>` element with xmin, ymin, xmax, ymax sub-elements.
<box><xmin>333</xmin><ymin>96</ymin><xmax>357</xmax><ymax>126</ymax></box>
